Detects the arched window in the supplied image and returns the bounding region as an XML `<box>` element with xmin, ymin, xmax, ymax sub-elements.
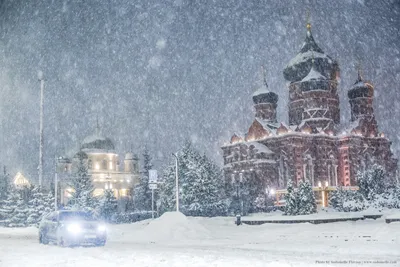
<box><xmin>102</xmin><ymin>159</ymin><xmax>107</xmax><ymax>170</ymax></box>
<box><xmin>279</xmin><ymin>155</ymin><xmax>289</xmax><ymax>188</ymax></box>
<box><xmin>303</xmin><ymin>155</ymin><xmax>314</xmax><ymax>186</ymax></box>
<box><xmin>327</xmin><ymin>155</ymin><xmax>337</xmax><ymax>186</ymax></box>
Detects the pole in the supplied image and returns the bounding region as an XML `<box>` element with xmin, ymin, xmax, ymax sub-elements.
<box><xmin>151</xmin><ymin>188</ymin><xmax>154</xmax><ymax>219</ymax></box>
<box><xmin>38</xmin><ymin>72</ymin><xmax>45</xmax><ymax>187</ymax></box>
<box><xmin>172</xmin><ymin>153</ymin><xmax>179</xmax><ymax>212</ymax></box>
<box><xmin>54</xmin><ymin>171</ymin><xmax>58</xmax><ymax>210</ymax></box>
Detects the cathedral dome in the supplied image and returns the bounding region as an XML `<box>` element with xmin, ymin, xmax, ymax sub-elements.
<box><xmin>81</xmin><ymin>134</ymin><xmax>115</xmax><ymax>151</ymax></box>
<box><xmin>252</xmin><ymin>87</ymin><xmax>278</xmax><ymax>105</ymax></box>
<box><xmin>252</xmin><ymin>67</ymin><xmax>278</xmax><ymax>105</ymax></box>
<box><xmin>283</xmin><ymin>23</ymin><xmax>339</xmax><ymax>83</ymax></box>
<box><xmin>348</xmin><ymin>70</ymin><xmax>374</xmax><ymax>99</ymax></box>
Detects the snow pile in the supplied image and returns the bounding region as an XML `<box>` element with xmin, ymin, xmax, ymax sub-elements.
<box><xmin>301</xmin><ymin>67</ymin><xmax>327</xmax><ymax>81</ymax></box>
<box><xmin>138</xmin><ymin>212</ymin><xmax>211</xmax><ymax>242</ymax></box>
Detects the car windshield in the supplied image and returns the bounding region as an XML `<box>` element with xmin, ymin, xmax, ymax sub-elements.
<box><xmin>59</xmin><ymin>212</ymin><xmax>95</xmax><ymax>221</ymax></box>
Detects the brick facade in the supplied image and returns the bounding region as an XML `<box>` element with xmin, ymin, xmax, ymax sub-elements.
<box><xmin>221</xmin><ymin>24</ymin><xmax>397</xmax><ymax>205</ymax></box>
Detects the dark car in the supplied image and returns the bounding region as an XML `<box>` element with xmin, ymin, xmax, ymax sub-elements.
<box><xmin>38</xmin><ymin>210</ymin><xmax>107</xmax><ymax>247</ymax></box>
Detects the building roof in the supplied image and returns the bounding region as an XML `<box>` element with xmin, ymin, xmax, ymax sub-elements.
<box><xmin>81</xmin><ymin>134</ymin><xmax>115</xmax><ymax>151</ymax></box>
<box><xmin>81</xmin><ymin>122</ymin><xmax>115</xmax><ymax>152</ymax></box>
<box><xmin>283</xmin><ymin>24</ymin><xmax>337</xmax><ymax>83</ymax></box>
<box><xmin>14</xmin><ymin>172</ymin><xmax>30</xmax><ymax>187</ymax></box>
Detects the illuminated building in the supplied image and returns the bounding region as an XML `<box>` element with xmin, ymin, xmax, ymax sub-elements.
<box><xmin>57</xmin><ymin>124</ymin><xmax>139</xmax><ymax>210</ymax></box>
<box><xmin>221</xmin><ymin>21</ymin><xmax>397</xmax><ymax>208</ymax></box>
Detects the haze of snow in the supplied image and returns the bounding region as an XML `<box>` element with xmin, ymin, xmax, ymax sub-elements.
<box><xmin>0</xmin><ymin>0</ymin><xmax>399</xmax><ymax>183</ymax></box>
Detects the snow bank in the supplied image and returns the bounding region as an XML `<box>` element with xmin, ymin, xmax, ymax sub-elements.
<box><xmin>141</xmin><ymin>212</ymin><xmax>210</xmax><ymax>242</ymax></box>
<box><xmin>110</xmin><ymin>212</ymin><xmax>212</xmax><ymax>243</ymax></box>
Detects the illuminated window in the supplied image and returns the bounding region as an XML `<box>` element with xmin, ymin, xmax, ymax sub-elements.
<box><xmin>95</xmin><ymin>162</ymin><xmax>100</xmax><ymax>170</ymax></box>
<box><xmin>93</xmin><ymin>189</ymin><xmax>104</xmax><ymax>197</ymax></box>
<box><xmin>109</xmin><ymin>161</ymin><xmax>113</xmax><ymax>170</ymax></box>
<box><xmin>120</xmin><ymin>189</ymin><xmax>128</xmax><ymax>197</ymax></box>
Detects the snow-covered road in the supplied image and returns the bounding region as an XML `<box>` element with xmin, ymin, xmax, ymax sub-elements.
<box><xmin>1</xmin><ymin>213</ymin><xmax>399</xmax><ymax>267</ymax></box>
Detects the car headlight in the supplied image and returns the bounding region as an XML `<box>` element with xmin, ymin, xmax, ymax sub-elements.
<box><xmin>67</xmin><ymin>223</ymin><xmax>82</xmax><ymax>233</ymax></box>
<box><xmin>97</xmin><ymin>225</ymin><xmax>106</xmax><ymax>232</ymax></box>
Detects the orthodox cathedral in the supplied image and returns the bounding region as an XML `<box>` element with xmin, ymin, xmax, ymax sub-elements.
<box><xmin>221</xmin><ymin>21</ymin><xmax>398</xmax><ymax>206</ymax></box>
<box><xmin>56</xmin><ymin>124</ymin><xmax>140</xmax><ymax>210</ymax></box>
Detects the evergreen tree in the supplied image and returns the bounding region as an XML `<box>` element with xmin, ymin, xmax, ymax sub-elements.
<box><xmin>132</xmin><ymin>147</ymin><xmax>153</xmax><ymax>211</ymax></box>
<box><xmin>392</xmin><ymin>184</ymin><xmax>400</xmax><ymax>208</ymax></box>
<box><xmin>284</xmin><ymin>180</ymin><xmax>298</xmax><ymax>215</ymax></box>
<box><xmin>329</xmin><ymin>186</ymin><xmax>345</xmax><ymax>210</ymax></box>
<box><xmin>158</xmin><ymin>141</ymin><xmax>227</xmax><ymax>216</ymax></box>
<box><xmin>99</xmin><ymin>189</ymin><xmax>118</xmax><ymax>222</ymax></box>
<box><xmin>357</xmin><ymin>164</ymin><xmax>386</xmax><ymax>201</ymax></box>
<box><xmin>297</xmin><ymin>180</ymin><xmax>316</xmax><ymax>215</ymax></box>
<box><xmin>181</xmin><ymin>154</ymin><xmax>226</xmax><ymax>216</ymax></box>
<box><xmin>26</xmin><ymin>186</ymin><xmax>47</xmax><ymax>226</ymax></box>
<box><xmin>69</xmin><ymin>151</ymin><xmax>96</xmax><ymax>212</ymax></box>
<box><xmin>0</xmin><ymin>189</ymin><xmax>19</xmax><ymax>224</ymax></box>
<box><xmin>329</xmin><ymin>186</ymin><xmax>366</xmax><ymax>212</ymax></box>
<box><xmin>8</xmin><ymin>194</ymin><xmax>29</xmax><ymax>227</ymax></box>
<box><xmin>43</xmin><ymin>192</ymin><xmax>55</xmax><ymax>215</ymax></box>
<box><xmin>0</xmin><ymin>166</ymin><xmax>10</xmax><ymax>201</ymax></box>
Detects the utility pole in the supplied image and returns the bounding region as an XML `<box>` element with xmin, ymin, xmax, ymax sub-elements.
<box><xmin>54</xmin><ymin>156</ymin><xmax>58</xmax><ymax>210</ymax></box>
<box><xmin>172</xmin><ymin>153</ymin><xmax>179</xmax><ymax>212</ymax></box>
<box><xmin>38</xmin><ymin>71</ymin><xmax>45</xmax><ymax>187</ymax></box>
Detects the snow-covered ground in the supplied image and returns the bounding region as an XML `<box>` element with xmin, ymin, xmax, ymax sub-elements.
<box><xmin>1</xmin><ymin>212</ymin><xmax>400</xmax><ymax>267</ymax></box>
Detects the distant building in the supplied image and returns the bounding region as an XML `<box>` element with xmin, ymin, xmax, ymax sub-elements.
<box><xmin>57</xmin><ymin>125</ymin><xmax>140</xmax><ymax>211</ymax></box>
<box><xmin>221</xmin><ymin>21</ymin><xmax>397</xmax><ymax>208</ymax></box>
<box><xmin>13</xmin><ymin>172</ymin><xmax>30</xmax><ymax>188</ymax></box>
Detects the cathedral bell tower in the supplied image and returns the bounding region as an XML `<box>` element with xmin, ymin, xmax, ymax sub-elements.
<box><xmin>348</xmin><ymin>68</ymin><xmax>378</xmax><ymax>137</ymax></box>
<box><xmin>252</xmin><ymin>66</ymin><xmax>278</xmax><ymax>123</ymax></box>
<box><xmin>283</xmin><ymin>17</ymin><xmax>340</xmax><ymax>132</ymax></box>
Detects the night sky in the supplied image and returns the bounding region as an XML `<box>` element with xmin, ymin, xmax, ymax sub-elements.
<box><xmin>0</xmin><ymin>0</ymin><xmax>399</xmax><ymax>185</ymax></box>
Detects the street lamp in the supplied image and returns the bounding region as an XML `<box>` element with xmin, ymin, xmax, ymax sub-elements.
<box><xmin>38</xmin><ymin>71</ymin><xmax>45</xmax><ymax>187</ymax></box>
<box><xmin>105</xmin><ymin>173</ymin><xmax>112</xmax><ymax>190</ymax></box>
<box><xmin>54</xmin><ymin>156</ymin><xmax>58</xmax><ymax>210</ymax></box>
<box><xmin>264</xmin><ymin>187</ymin><xmax>276</xmax><ymax>211</ymax></box>
<box><xmin>318</xmin><ymin>180</ymin><xmax>329</xmax><ymax>207</ymax></box>
<box><xmin>231</xmin><ymin>170</ymin><xmax>244</xmax><ymax>215</ymax></box>
<box><xmin>172</xmin><ymin>153</ymin><xmax>179</xmax><ymax>212</ymax></box>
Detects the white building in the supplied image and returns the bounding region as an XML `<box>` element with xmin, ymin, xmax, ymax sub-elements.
<box><xmin>57</xmin><ymin>127</ymin><xmax>140</xmax><ymax>210</ymax></box>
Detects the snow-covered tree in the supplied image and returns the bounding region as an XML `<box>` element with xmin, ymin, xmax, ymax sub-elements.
<box><xmin>132</xmin><ymin>147</ymin><xmax>153</xmax><ymax>211</ymax></box>
<box><xmin>43</xmin><ymin>191</ymin><xmax>55</xmax><ymax>215</ymax></box>
<box><xmin>0</xmin><ymin>189</ymin><xmax>19</xmax><ymax>224</ymax></box>
<box><xmin>69</xmin><ymin>151</ymin><xmax>96</xmax><ymax>212</ymax></box>
<box><xmin>0</xmin><ymin>166</ymin><xmax>10</xmax><ymax>201</ymax></box>
<box><xmin>8</xmin><ymin>194</ymin><xmax>29</xmax><ymax>227</ymax></box>
<box><xmin>328</xmin><ymin>186</ymin><xmax>345</xmax><ymax>210</ymax></box>
<box><xmin>99</xmin><ymin>189</ymin><xmax>118</xmax><ymax>222</ymax></box>
<box><xmin>329</xmin><ymin>186</ymin><xmax>366</xmax><ymax>212</ymax></box>
<box><xmin>26</xmin><ymin>186</ymin><xmax>47</xmax><ymax>226</ymax></box>
<box><xmin>158</xmin><ymin>141</ymin><xmax>227</xmax><ymax>216</ymax></box>
<box><xmin>357</xmin><ymin>164</ymin><xmax>386</xmax><ymax>201</ymax></box>
<box><xmin>253</xmin><ymin>193</ymin><xmax>267</xmax><ymax>212</ymax></box>
<box><xmin>283</xmin><ymin>180</ymin><xmax>298</xmax><ymax>215</ymax></box>
<box><xmin>297</xmin><ymin>180</ymin><xmax>317</xmax><ymax>215</ymax></box>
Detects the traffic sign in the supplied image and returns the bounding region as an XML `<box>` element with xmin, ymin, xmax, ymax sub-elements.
<box><xmin>149</xmin><ymin>183</ymin><xmax>158</xmax><ymax>189</ymax></box>
<box><xmin>149</xmin><ymin>169</ymin><xmax>158</xmax><ymax>183</ymax></box>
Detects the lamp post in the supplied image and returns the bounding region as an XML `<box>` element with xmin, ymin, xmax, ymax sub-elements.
<box><xmin>105</xmin><ymin>173</ymin><xmax>112</xmax><ymax>190</ymax></box>
<box><xmin>172</xmin><ymin>153</ymin><xmax>179</xmax><ymax>212</ymax></box>
<box><xmin>266</xmin><ymin>187</ymin><xmax>275</xmax><ymax>211</ymax></box>
<box><xmin>231</xmin><ymin>170</ymin><xmax>244</xmax><ymax>215</ymax></box>
<box><xmin>54</xmin><ymin>156</ymin><xmax>58</xmax><ymax>210</ymax></box>
<box><xmin>38</xmin><ymin>71</ymin><xmax>45</xmax><ymax>187</ymax></box>
<box><xmin>318</xmin><ymin>181</ymin><xmax>329</xmax><ymax>207</ymax></box>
